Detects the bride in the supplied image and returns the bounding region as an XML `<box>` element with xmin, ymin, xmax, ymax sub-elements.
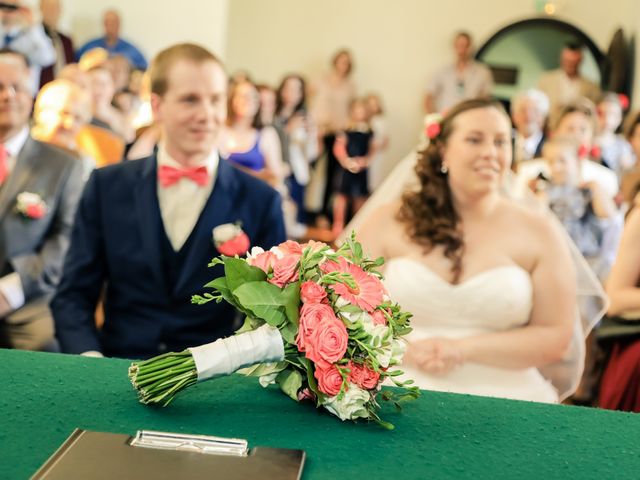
<box><xmin>352</xmin><ymin>98</ymin><xmax>605</xmax><ymax>403</ymax></box>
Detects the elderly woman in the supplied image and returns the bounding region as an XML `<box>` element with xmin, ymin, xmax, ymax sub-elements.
<box><xmin>510</xmin><ymin>88</ymin><xmax>550</xmax><ymax>168</ymax></box>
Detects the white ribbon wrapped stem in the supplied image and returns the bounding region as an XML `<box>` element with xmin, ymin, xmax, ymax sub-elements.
<box><xmin>189</xmin><ymin>325</ymin><xmax>285</xmax><ymax>382</ymax></box>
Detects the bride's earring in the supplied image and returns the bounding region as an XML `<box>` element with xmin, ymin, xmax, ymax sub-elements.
<box><xmin>440</xmin><ymin>164</ymin><xmax>448</xmax><ymax>174</ymax></box>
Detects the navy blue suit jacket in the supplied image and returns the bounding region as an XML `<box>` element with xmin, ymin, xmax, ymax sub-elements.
<box><xmin>52</xmin><ymin>155</ymin><xmax>286</xmax><ymax>358</ymax></box>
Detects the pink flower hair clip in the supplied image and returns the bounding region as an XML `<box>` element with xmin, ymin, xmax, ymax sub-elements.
<box><xmin>423</xmin><ymin>113</ymin><xmax>443</xmax><ymax>140</ymax></box>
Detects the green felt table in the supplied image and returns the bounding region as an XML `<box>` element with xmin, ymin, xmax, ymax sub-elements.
<box><xmin>1</xmin><ymin>348</ymin><xmax>638</xmax><ymax>479</ymax></box>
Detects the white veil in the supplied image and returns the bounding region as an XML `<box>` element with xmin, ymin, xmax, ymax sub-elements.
<box><xmin>340</xmin><ymin>147</ymin><xmax>608</xmax><ymax>400</ymax></box>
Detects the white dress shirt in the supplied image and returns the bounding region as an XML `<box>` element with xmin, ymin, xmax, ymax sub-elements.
<box><xmin>156</xmin><ymin>145</ymin><xmax>219</xmax><ymax>251</ymax></box>
<box><xmin>0</xmin><ymin>127</ymin><xmax>31</xmax><ymax>310</ymax></box>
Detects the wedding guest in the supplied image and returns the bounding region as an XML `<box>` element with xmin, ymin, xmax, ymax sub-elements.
<box><xmin>599</xmin><ymin>205</ymin><xmax>640</xmax><ymax>412</ymax></box>
<box><xmin>624</xmin><ymin>110</ymin><xmax>640</xmax><ymax>162</ymax></box>
<box><xmin>0</xmin><ymin>51</ymin><xmax>83</xmax><ymax>351</ymax></box>
<box><xmin>534</xmin><ymin>136</ymin><xmax>616</xmax><ymax>280</ymax></box>
<box><xmin>52</xmin><ymin>43</ymin><xmax>286</xmax><ymax>359</ymax></box>
<box><xmin>538</xmin><ymin>43</ymin><xmax>600</xmax><ymax>120</ymax></box>
<box><xmin>219</xmin><ymin>79</ymin><xmax>284</xmax><ymax>190</ymax></box>
<box><xmin>595</xmin><ymin>92</ymin><xmax>634</xmax><ymax>182</ymax></box>
<box><xmin>38</xmin><ymin>0</ymin><xmax>74</xmax><ymax>88</ymax></box>
<box><xmin>87</xmin><ymin>65</ymin><xmax>134</xmax><ymax>142</ymax></box>
<box><xmin>331</xmin><ymin>98</ymin><xmax>374</xmax><ymax>236</ymax></box>
<box><xmin>365</xmin><ymin>92</ymin><xmax>389</xmax><ymax>190</ymax></box>
<box><xmin>0</xmin><ymin>0</ymin><xmax>55</xmax><ymax>91</ymax></box>
<box><xmin>309</xmin><ymin>49</ymin><xmax>356</xmax><ymax>218</ymax></box>
<box><xmin>356</xmin><ymin>99</ymin><xmax>577</xmax><ymax>403</ymax></box>
<box><xmin>516</xmin><ymin>98</ymin><xmax>619</xmax><ymax>200</ymax></box>
<box><xmin>275</xmin><ymin>73</ymin><xmax>318</xmax><ymax>224</ymax></box>
<box><xmin>76</xmin><ymin>9</ymin><xmax>147</xmax><ymax>70</ymax></box>
<box><xmin>31</xmin><ymin>79</ymin><xmax>95</xmax><ymax>180</ymax></box>
<box><xmin>424</xmin><ymin>31</ymin><xmax>493</xmax><ymax>114</ymax></box>
<box><xmin>257</xmin><ymin>83</ymin><xmax>277</xmax><ymax>127</ymax></box>
<box><xmin>510</xmin><ymin>89</ymin><xmax>549</xmax><ymax>168</ymax></box>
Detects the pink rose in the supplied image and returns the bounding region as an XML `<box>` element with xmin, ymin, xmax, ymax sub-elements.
<box><xmin>296</xmin><ymin>303</ymin><xmax>335</xmax><ymax>352</ymax></box>
<box><xmin>217</xmin><ymin>232</ymin><xmax>250</xmax><ymax>256</ymax></box>
<box><xmin>25</xmin><ymin>204</ymin><xmax>46</xmax><ymax>219</ymax></box>
<box><xmin>314</xmin><ymin>364</ymin><xmax>344</xmax><ymax>396</ymax></box>
<box><xmin>302</xmin><ymin>240</ymin><xmax>328</xmax><ymax>253</ymax></box>
<box><xmin>371</xmin><ymin>309</ymin><xmax>388</xmax><ymax>326</ymax></box>
<box><xmin>304</xmin><ymin>316</ymin><xmax>348</xmax><ymax>368</ymax></box>
<box><xmin>268</xmin><ymin>254</ymin><xmax>299</xmax><ymax>288</ymax></box>
<box><xmin>278</xmin><ymin>240</ymin><xmax>304</xmax><ymax>256</ymax></box>
<box><xmin>347</xmin><ymin>361</ymin><xmax>380</xmax><ymax>390</ymax></box>
<box><xmin>300</xmin><ymin>281</ymin><xmax>327</xmax><ymax>304</ymax></box>
<box><xmin>249</xmin><ymin>251</ymin><xmax>276</xmax><ymax>274</ymax></box>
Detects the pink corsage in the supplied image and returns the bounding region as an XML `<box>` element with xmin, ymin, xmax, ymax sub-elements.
<box><xmin>15</xmin><ymin>192</ymin><xmax>47</xmax><ymax>220</ymax></box>
<box><xmin>212</xmin><ymin>223</ymin><xmax>250</xmax><ymax>256</ymax></box>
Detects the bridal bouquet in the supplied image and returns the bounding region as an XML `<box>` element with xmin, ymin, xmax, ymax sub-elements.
<box><xmin>128</xmin><ymin>235</ymin><xmax>419</xmax><ymax>428</ymax></box>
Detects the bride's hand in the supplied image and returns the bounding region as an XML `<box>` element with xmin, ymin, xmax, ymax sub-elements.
<box><xmin>406</xmin><ymin>338</ymin><xmax>464</xmax><ymax>376</ymax></box>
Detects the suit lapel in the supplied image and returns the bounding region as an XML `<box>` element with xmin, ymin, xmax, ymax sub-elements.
<box><xmin>173</xmin><ymin>160</ymin><xmax>239</xmax><ymax>294</ymax></box>
<box><xmin>133</xmin><ymin>155</ymin><xmax>165</xmax><ymax>288</ymax></box>
<box><xmin>0</xmin><ymin>137</ymin><xmax>39</xmax><ymax>219</ymax></box>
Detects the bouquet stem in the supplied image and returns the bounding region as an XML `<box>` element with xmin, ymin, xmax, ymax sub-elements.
<box><xmin>128</xmin><ymin>352</ymin><xmax>197</xmax><ymax>406</ymax></box>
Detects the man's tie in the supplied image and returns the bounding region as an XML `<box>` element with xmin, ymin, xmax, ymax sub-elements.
<box><xmin>158</xmin><ymin>164</ymin><xmax>209</xmax><ymax>188</ymax></box>
<box><xmin>0</xmin><ymin>144</ymin><xmax>8</xmax><ymax>185</ymax></box>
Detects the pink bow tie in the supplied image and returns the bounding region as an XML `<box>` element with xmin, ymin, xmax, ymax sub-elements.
<box><xmin>158</xmin><ymin>165</ymin><xmax>209</xmax><ymax>188</ymax></box>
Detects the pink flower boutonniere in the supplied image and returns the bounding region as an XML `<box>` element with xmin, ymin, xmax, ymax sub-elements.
<box><xmin>212</xmin><ymin>223</ymin><xmax>250</xmax><ymax>256</ymax></box>
<box><xmin>16</xmin><ymin>192</ymin><xmax>47</xmax><ymax>220</ymax></box>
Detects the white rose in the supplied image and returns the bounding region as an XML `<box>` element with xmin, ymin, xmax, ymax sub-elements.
<box><xmin>362</xmin><ymin>322</ymin><xmax>391</xmax><ymax>348</ymax></box>
<box><xmin>246</xmin><ymin>246</ymin><xmax>265</xmax><ymax>260</ymax></box>
<box><xmin>270</xmin><ymin>246</ymin><xmax>285</xmax><ymax>259</ymax></box>
<box><xmin>323</xmin><ymin>385</ymin><xmax>370</xmax><ymax>421</ymax></box>
<box><xmin>377</xmin><ymin>338</ymin><xmax>407</xmax><ymax>369</ymax></box>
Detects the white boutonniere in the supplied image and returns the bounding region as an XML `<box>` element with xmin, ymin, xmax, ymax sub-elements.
<box><xmin>15</xmin><ymin>192</ymin><xmax>48</xmax><ymax>220</ymax></box>
<box><xmin>212</xmin><ymin>222</ymin><xmax>250</xmax><ymax>256</ymax></box>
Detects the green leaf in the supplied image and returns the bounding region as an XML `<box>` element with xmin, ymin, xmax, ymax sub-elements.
<box><xmin>276</xmin><ymin>369</ymin><xmax>303</xmax><ymax>401</ymax></box>
<box><xmin>280</xmin><ymin>321</ymin><xmax>298</xmax><ymax>345</ymax></box>
<box><xmin>299</xmin><ymin>356</ymin><xmax>323</xmax><ymax>405</ymax></box>
<box><xmin>224</xmin><ymin>257</ymin><xmax>266</xmax><ymax>292</ymax></box>
<box><xmin>234</xmin><ymin>316</ymin><xmax>263</xmax><ymax>334</ymax></box>
<box><xmin>233</xmin><ymin>281</ymin><xmax>287</xmax><ymax>327</ymax></box>
<box><xmin>237</xmin><ymin>361</ymin><xmax>288</xmax><ymax>377</ymax></box>
<box><xmin>281</xmin><ymin>282</ymin><xmax>301</xmax><ymax>325</ymax></box>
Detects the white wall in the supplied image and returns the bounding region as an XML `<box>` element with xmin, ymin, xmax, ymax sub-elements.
<box><xmin>60</xmin><ymin>0</ymin><xmax>229</xmax><ymax>61</ymax></box>
<box><xmin>224</xmin><ymin>0</ymin><xmax>637</xmax><ymax>180</ymax></box>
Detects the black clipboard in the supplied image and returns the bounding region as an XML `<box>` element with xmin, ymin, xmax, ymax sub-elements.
<box><xmin>31</xmin><ymin>429</ymin><xmax>305</xmax><ymax>480</ymax></box>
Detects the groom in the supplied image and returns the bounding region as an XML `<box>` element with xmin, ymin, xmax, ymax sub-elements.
<box><xmin>52</xmin><ymin>43</ymin><xmax>286</xmax><ymax>358</ymax></box>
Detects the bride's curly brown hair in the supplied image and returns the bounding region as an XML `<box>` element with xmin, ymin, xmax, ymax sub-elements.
<box><xmin>397</xmin><ymin>98</ymin><xmax>510</xmax><ymax>283</ymax></box>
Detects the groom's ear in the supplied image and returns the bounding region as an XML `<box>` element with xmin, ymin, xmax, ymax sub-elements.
<box><xmin>150</xmin><ymin>93</ymin><xmax>163</xmax><ymax>123</ymax></box>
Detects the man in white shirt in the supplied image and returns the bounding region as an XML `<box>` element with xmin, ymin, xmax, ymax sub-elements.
<box><xmin>424</xmin><ymin>31</ymin><xmax>494</xmax><ymax>114</ymax></box>
<box><xmin>52</xmin><ymin>43</ymin><xmax>286</xmax><ymax>359</ymax></box>
<box><xmin>0</xmin><ymin>50</ymin><xmax>83</xmax><ymax>350</ymax></box>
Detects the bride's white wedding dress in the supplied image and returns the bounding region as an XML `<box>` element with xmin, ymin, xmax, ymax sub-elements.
<box><xmin>384</xmin><ymin>257</ymin><xmax>559</xmax><ymax>402</ymax></box>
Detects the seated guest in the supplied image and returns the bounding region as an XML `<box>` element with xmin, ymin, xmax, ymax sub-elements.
<box><xmin>52</xmin><ymin>43</ymin><xmax>286</xmax><ymax>359</ymax></box>
<box><xmin>0</xmin><ymin>51</ymin><xmax>84</xmax><ymax>351</ymax></box>
<box><xmin>516</xmin><ymin>98</ymin><xmax>619</xmax><ymax>200</ymax></box>
<box><xmin>510</xmin><ymin>89</ymin><xmax>549</xmax><ymax>168</ymax></box>
<box><xmin>87</xmin><ymin>65</ymin><xmax>134</xmax><ymax>142</ymax></box>
<box><xmin>31</xmin><ymin>78</ymin><xmax>94</xmax><ymax>180</ymax></box>
<box><xmin>624</xmin><ymin>110</ymin><xmax>640</xmax><ymax>164</ymax></box>
<box><xmin>76</xmin><ymin>9</ymin><xmax>147</xmax><ymax>70</ymax></box>
<box><xmin>39</xmin><ymin>0</ymin><xmax>74</xmax><ymax>88</ymax></box>
<box><xmin>0</xmin><ymin>0</ymin><xmax>55</xmax><ymax>91</ymax></box>
<box><xmin>534</xmin><ymin>136</ymin><xmax>617</xmax><ymax>280</ymax></box>
<box><xmin>599</xmin><ymin>205</ymin><xmax>640</xmax><ymax>412</ymax></box>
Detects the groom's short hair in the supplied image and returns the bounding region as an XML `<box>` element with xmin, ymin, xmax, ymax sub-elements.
<box><xmin>149</xmin><ymin>43</ymin><xmax>224</xmax><ymax>96</ymax></box>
